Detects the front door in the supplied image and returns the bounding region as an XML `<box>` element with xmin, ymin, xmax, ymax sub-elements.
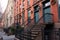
<box><xmin>43</xmin><ymin>1</ymin><xmax>53</xmax><ymax>23</ymax></box>
<box><xmin>43</xmin><ymin>7</ymin><xmax>52</xmax><ymax>23</ymax></box>
<box><xmin>44</xmin><ymin>26</ymin><xmax>52</xmax><ymax>40</ymax></box>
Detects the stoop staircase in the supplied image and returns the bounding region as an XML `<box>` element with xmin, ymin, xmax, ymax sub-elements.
<box><xmin>16</xmin><ymin>16</ymin><xmax>45</xmax><ymax>40</ymax></box>
<box><xmin>17</xmin><ymin>24</ymin><xmax>45</xmax><ymax>40</ymax></box>
<box><xmin>16</xmin><ymin>13</ymin><xmax>54</xmax><ymax>40</ymax></box>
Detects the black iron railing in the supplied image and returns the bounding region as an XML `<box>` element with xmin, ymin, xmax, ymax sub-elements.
<box><xmin>43</xmin><ymin>13</ymin><xmax>54</xmax><ymax>24</ymax></box>
<box><xmin>16</xmin><ymin>13</ymin><xmax>54</xmax><ymax>40</ymax></box>
<box><xmin>37</xmin><ymin>13</ymin><xmax>54</xmax><ymax>24</ymax></box>
<box><xmin>21</xmin><ymin>13</ymin><xmax>54</xmax><ymax>33</ymax></box>
<box><xmin>28</xmin><ymin>13</ymin><xmax>54</xmax><ymax>40</ymax></box>
<box><xmin>43</xmin><ymin>28</ymin><xmax>60</xmax><ymax>40</ymax></box>
<box><xmin>21</xmin><ymin>17</ymin><xmax>35</xmax><ymax>32</ymax></box>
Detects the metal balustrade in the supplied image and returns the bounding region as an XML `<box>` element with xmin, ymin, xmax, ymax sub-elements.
<box><xmin>16</xmin><ymin>13</ymin><xmax>54</xmax><ymax>40</ymax></box>
<box><xmin>42</xmin><ymin>28</ymin><xmax>60</xmax><ymax>40</ymax></box>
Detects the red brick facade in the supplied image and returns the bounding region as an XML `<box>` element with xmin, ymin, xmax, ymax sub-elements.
<box><xmin>14</xmin><ymin>0</ymin><xmax>59</xmax><ymax>27</ymax></box>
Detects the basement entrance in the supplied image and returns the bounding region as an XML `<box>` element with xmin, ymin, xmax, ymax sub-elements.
<box><xmin>44</xmin><ymin>23</ymin><xmax>54</xmax><ymax>40</ymax></box>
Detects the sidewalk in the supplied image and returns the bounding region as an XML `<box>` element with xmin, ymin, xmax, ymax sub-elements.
<box><xmin>0</xmin><ymin>28</ymin><xmax>19</xmax><ymax>40</ymax></box>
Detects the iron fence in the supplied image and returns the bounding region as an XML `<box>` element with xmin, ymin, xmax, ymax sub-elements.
<box><xmin>41</xmin><ymin>28</ymin><xmax>60</xmax><ymax>40</ymax></box>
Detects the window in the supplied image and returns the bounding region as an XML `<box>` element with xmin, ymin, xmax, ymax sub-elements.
<box><xmin>10</xmin><ymin>16</ymin><xmax>12</xmax><ymax>24</ymax></box>
<box><xmin>58</xmin><ymin>0</ymin><xmax>60</xmax><ymax>19</ymax></box>
<box><xmin>7</xmin><ymin>18</ymin><xmax>8</xmax><ymax>27</ymax></box>
<box><xmin>20</xmin><ymin>3</ymin><xmax>24</xmax><ymax>9</ymax></box>
<box><xmin>14</xmin><ymin>15</ymin><xmax>18</xmax><ymax>27</ymax></box>
<box><xmin>22</xmin><ymin>12</ymin><xmax>24</xmax><ymax>24</ymax></box>
<box><xmin>34</xmin><ymin>5</ymin><xmax>39</xmax><ymax>12</ymax></box>
<box><xmin>27</xmin><ymin>0</ymin><xmax>30</xmax><ymax>5</ymax></box>
<box><xmin>28</xmin><ymin>9</ymin><xmax>31</xmax><ymax>23</ymax></box>
<box><xmin>15</xmin><ymin>15</ymin><xmax>20</xmax><ymax>27</ymax></box>
<box><xmin>34</xmin><ymin>5</ymin><xmax>39</xmax><ymax>23</ymax></box>
<box><xmin>17</xmin><ymin>15</ymin><xmax>20</xmax><ymax>23</ymax></box>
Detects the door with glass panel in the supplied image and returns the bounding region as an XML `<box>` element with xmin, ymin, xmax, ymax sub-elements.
<box><xmin>43</xmin><ymin>2</ymin><xmax>52</xmax><ymax>23</ymax></box>
<box><xmin>44</xmin><ymin>7</ymin><xmax>52</xmax><ymax>23</ymax></box>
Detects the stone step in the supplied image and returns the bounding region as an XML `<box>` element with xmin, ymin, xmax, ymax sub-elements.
<box><xmin>55</xmin><ymin>23</ymin><xmax>60</xmax><ymax>28</ymax></box>
<box><xmin>20</xmin><ymin>35</ymin><xmax>35</xmax><ymax>40</ymax></box>
<box><xmin>31</xmin><ymin>32</ymin><xmax>39</xmax><ymax>34</ymax></box>
<box><xmin>31</xmin><ymin>30</ymin><xmax>41</xmax><ymax>32</ymax></box>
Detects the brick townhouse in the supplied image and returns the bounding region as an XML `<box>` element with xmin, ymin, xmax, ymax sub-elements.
<box><xmin>14</xmin><ymin>0</ymin><xmax>60</xmax><ymax>40</ymax></box>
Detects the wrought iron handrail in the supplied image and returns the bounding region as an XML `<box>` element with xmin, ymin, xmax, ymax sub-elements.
<box><xmin>17</xmin><ymin>13</ymin><xmax>54</xmax><ymax>40</ymax></box>
<box><xmin>21</xmin><ymin>13</ymin><xmax>54</xmax><ymax>32</ymax></box>
<box><xmin>37</xmin><ymin>13</ymin><xmax>54</xmax><ymax>24</ymax></box>
<box><xmin>26</xmin><ymin>18</ymin><xmax>35</xmax><ymax>31</ymax></box>
<box><xmin>22</xmin><ymin>17</ymin><xmax>35</xmax><ymax>32</ymax></box>
<box><xmin>43</xmin><ymin>13</ymin><xmax>54</xmax><ymax>24</ymax></box>
<box><xmin>29</xmin><ymin>13</ymin><xmax>54</xmax><ymax>32</ymax></box>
